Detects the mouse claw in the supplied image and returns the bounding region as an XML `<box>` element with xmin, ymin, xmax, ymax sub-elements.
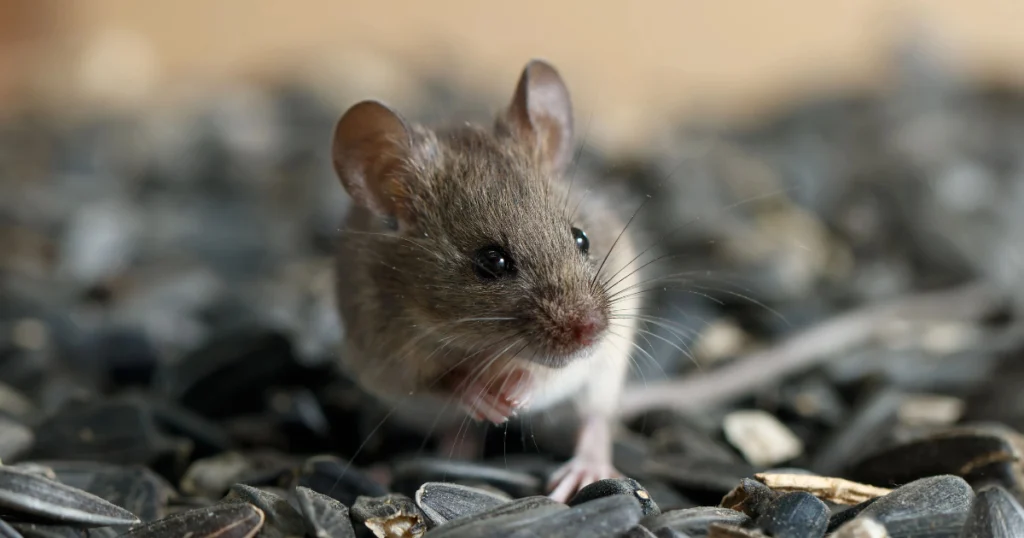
<box><xmin>546</xmin><ymin>456</ymin><xmax>623</xmax><ymax>503</ymax></box>
<box><xmin>455</xmin><ymin>369</ymin><xmax>533</xmax><ymax>425</ymax></box>
<box><xmin>546</xmin><ymin>415</ymin><xmax>621</xmax><ymax>503</ymax></box>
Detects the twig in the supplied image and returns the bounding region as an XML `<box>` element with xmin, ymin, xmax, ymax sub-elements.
<box><xmin>616</xmin><ymin>281</ymin><xmax>1006</xmax><ymax>420</ymax></box>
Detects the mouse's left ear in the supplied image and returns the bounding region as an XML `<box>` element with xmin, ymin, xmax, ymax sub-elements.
<box><xmin>504</xmin><ymin>59</ymin><xmax>575</xmax><ymax>173</ymax></box>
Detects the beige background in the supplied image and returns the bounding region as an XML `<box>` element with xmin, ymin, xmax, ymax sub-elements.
<box><xmin>3</xmin><ymin>1</ymin><xmax>1024</xmax><ymax>153</ymax></box>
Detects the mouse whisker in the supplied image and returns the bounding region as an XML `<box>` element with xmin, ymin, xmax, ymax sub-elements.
<box><xmin>561</xmin><ymin>114</ymin><xmax>593</xmax><ymax>214</ymax></box>
<box><xmin>606</xmin><ymin>268</ymin><xmax>748</xmax><ymax>298</ymax></box>
<box><xmin>603</xmin><ymin>330</ymin><xmax>661</xmax><ymax>386</ymax></box>
<box><xmin>605</xmin><ymin>270</ymin><xmax>703</xmax><ymax>302</ymax></box>
<box><xmin>567</xmin><ymin>187</ymin><xmax>592</xmax><ymax>224</ymax></box>
<box><xmin>613</xmin><ymin>313</ymin><xmax>704</xmax><ymax>342</ymax></box>
<box><xmin>595</xmin><ymin>188</ymin><xmax>792</xmax><ymax>294</ymax></box>
<box><xmin>609</xmin><ymin>286</ymin><xmax>727</xmax><ymax>308</ymax></box>
<box><xmin>610</xmin><ymin>319</ymin><xmax>700</xmax><ymax>356</ymax></box>
<box><xmin>416</xmin><ymin>332</ymin><xmax>529</xmax><ymax>457</ymax></box>
<box><xmin>609</xmin><ymin>315</ymin><xmax>696</xmax><ymax>363</ymax></box>
<box><xmin>609</xmin><ymin>275</ymin><xmax>787</xmax><ymax>327</ymax></box>
<box><xmin>589</xmin><ymin>196</ymin><xmax>650</xmax><ymax>290</ymax></box>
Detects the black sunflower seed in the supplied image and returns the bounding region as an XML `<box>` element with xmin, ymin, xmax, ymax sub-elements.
<box><xmin>423</xmin><ymin>496</ymin><xmax>564</xmax><ymax>537</ymax></box>
<box><xmin>959</xmin><ymin>485</ymin><xmax>1024</xmax><ymax>538</ymax></box>
<box><xmin>642</xmin><ymin>506</ymin><xmax>751</xmax><ymax>536</ymax></box>
<box><xmin>414</xmin><ymin>482</ymin><xmax>511</xmax><ymax>527</ymax></box>
<box><xmin>221</xmin><ymin>484</ymin><xmax>305</xmax><ymax>538</ymax></box>
<box><xmin>0</xmin><ymin>467</ymin><xmax>139</xmax><ymax>527</ymax></box>
<box><xmin>295</xmin><ymin>455</ymin><xmax>387</xmax><ymax>508</ymax></box>
<box><xmin>42</xmin><ymin>462</ymin><xmax>175</xmax><ymax>523</ymax></box>
<box><xmin>293</xmin><ymin>486</ymin><xmax>355</xmax><ymax>538</ymax></box>
<box><xmin>502</xmin><ymin>494</ymin><xmax>643</xmax><ymax>538</ymax></box>
<box><xmin>0</xmin><ymin>518</ymin><xmax>21</xmax><ymax>538</ymax></box>
<box><xmin>858</xmin><ymin>474</ymin><xmax>973</xmax><ymax>537</ymax></box>
<box><xmin>116</xmin><ymin>502</ymin><xmax>264</xmax><ymax>538</ymax></box>
<box><xmin>753</xmin><ymin>491</ymin><xmax>829</xmax><ymax>538</ymax></box>
<box><xmin>568</xmin><ymin>478</ymin><xmax>660</xmax><ymax>517</ymax></box>
<box><xmin>390</xmin><ymin>458</ymin><xmax>541</xmax><ymax>499</ymax></box>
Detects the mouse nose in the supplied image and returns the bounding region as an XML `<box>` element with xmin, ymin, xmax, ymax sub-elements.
<box><xmin>571</xmin><ymin>310</ymin><xmax>607</xmax><ymax>346</ymax></box>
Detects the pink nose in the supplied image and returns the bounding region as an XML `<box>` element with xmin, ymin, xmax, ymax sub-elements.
<box><xmin>571</xmin><ymin>311</ymin><xmax>607</xmax><ymax>345</ymax></box>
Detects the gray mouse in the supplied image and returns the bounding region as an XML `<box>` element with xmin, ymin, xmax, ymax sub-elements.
<box><xmin>329</xmin><ymin>59</ymin><xmax>643</xmax><ymax>502</ymax></box>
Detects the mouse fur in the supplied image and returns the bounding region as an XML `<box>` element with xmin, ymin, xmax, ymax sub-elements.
<box><xmin>330</xmin><ymin>59</ymin><xmax>643</xmax><ymax>441</ymax></box>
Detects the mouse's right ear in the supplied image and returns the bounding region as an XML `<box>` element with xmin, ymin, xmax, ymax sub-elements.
<box><xmin>331</xmin><ymin>100</ymin><xmax>412</xmax><ymax>219</ymax></box>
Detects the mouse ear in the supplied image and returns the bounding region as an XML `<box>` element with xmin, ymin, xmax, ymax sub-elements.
<box><xmin>504</xmin><ymin>59</ymin><xmax>575</xmax><ymax>173</ymax></box>
<box><xmin>331</xmin><ymin>100</ymin><xmax>412</xmax><ymax>218</ymax></box>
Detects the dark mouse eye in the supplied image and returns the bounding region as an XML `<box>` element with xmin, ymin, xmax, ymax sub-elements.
<box><xmin>473</xmin><ymin>245</ymin><xmax>516</xmax><ymax>280</ymax></box>
<box><xmin>571</xmin><ymin>227</ymin><xmax>589</xmax><ymax>256</ymax></box>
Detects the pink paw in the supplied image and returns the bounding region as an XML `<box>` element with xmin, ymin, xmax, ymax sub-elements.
<box><xmin>455</xmin><ymin>369</ymin><xmax>532</xmax><ymax>425</ymax></box>
<box><xmin>546</xmin><ymin>456</ymin><xmax>623</xmax><ymax>503</ymax></box>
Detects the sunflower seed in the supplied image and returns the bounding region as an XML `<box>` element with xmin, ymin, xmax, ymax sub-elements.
<box><xmin>622</xmin><ymin>525</ymin><xmax>659</xmax><ymax>538</ymax></box>
<box><xmin>848</xmin><ymin>424</ymin><xmax>1024</xmax><ymax>499</ymax></box>
<box><xmin>293</xmin><ymin>486</ymin><xmax>355</xmax><ymax>538</ymax></box>
<box><xmin>42</xmin><ymin>462</ymin><xmax>175</xmax><ymax>523</ymax></box>
<box><xmin>753</xmin><ymin>491</ymin><xmax>829</xmax><ymax>538</ymax></box>
<box><xmin>414</xmin><ymin>482</ymin><xmax>510</xmax><ymax>527</ymax></box>
<box><xmin>959</xmin><ymin>485</ymin><xmax>1024</xmax><ymax>538</ymax></box>
<box><xmin>117</xmin><ymin>502</ymin><xmax>264</xmax><ymax>538</ymax></box>
<box><xmin>504</xmin><ymin>494</ymin><xmax>642</xmax><ymax>538</ymax></box>
<box><xmin>28</xmin><ymin>398</ymin><xmax>191</xmax><ymax>470</ymax></box>
<box><xmin>642</xmin><ymin>507</ymin><xmax>750</xmax><ymax>537</ymax></box>
<box><xmin>390</xmin><ymin>458</ymin><xmax>541</xmax><ymax>499</ymax></box>
<box><xmin>351</xmin><ymin>494</ymin><xmax>427</xmax><ymax>538</ymax></box>
<box><xmin>423</xmin><ymin>496</ymin><xmax>564</xmax><ymax>537</ymax></box>
<box><xmin>0</xmin><ymin>467</ymin><xmax>139</xmax><ymax>526</ymax></box>
<box><xmin>10</xmin><ymin>523</ymin><xmax>117</xmax><ymax>538</ymax></box>
<box><xmin>568</xmin><ymin>478</ymin><xmax>660</xmax><ymax>517</ymax></box>
<box><xmin>859</xmin><ymin>475</ymin><xmax>973</xmax><ymax>537</ymax></box>
<box><xmin>222</xmin><ymin>484</ymin><xmax>305</xmax><ymax>538</ymax></box>
<box><xmin>295</xmin><ymin>455</ymin><xmax>387</xmax><ymax>508</ymax></box>
<box><xmin>0</xmin><ymin>518</ymin><xmax>21</xmax><ymax>538</ymax></box>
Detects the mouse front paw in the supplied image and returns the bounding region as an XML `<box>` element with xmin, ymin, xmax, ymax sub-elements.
<box><xmin>546</xmin><ymin>455</ymin><xmax>623</xmax><ymax>503</ymax></box>
<box><xmin>454</xmin><ymin>368</ymin><xmax>532</xmax><ymax>425</ymax></box>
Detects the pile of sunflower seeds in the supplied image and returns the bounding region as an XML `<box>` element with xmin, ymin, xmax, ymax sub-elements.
<box><xmin>3</xmin><ymin>41</ymin><xmax>1024</xmax><ymax>536</ymax></box>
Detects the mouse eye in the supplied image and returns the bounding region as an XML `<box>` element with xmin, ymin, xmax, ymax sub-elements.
<box><xmin>473</xmin><ymin>245</ymin><xmax>516</xmax><ymax>280</ymax></box>
<box><xmin>571</xmin><ymin>227</ymin><xmax>589</xmax><ymax>256</ymax></box>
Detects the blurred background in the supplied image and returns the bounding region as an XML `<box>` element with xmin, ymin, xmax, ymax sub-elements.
<box><xmin>4</xmin><ymin>0</ymin><xmax>1024</xmax><ymax>479</ymax></box>
<box><xmin>4</xmin><ymin>1</ymin><xmax>1024</xmax><ymax>154</ymax></box>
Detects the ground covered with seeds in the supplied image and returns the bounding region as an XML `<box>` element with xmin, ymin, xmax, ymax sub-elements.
<box><xmin>4</xmin><ymin>45</ymin><xmax>1024</xmax><ymax>537</ymax></box>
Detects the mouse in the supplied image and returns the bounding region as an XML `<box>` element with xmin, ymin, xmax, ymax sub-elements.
<box><xmin>329</xmin><ymin>58</ymin><xmax>644</xmax><ymax>503</ymax></box>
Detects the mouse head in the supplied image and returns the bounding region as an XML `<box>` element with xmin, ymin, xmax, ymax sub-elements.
<box><xmin>332</xmin><ymin>60</ymin><xmax>620</xmax><ymax>369</ymax></box>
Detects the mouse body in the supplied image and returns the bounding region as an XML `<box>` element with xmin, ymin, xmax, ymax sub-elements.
<box><xmin>330</xmin><ymin>59</ymin><xmax>643</xmax><ymax>502</ymax></box>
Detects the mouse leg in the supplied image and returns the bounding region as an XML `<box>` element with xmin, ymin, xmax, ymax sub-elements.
<box><xmin>547</xmin><ymin>343</ymin><xmax>630</xmax><ymax>503</ymax></box>
<box><xmin>546</xmin><ymin>414</ymin><xmax>622</xmax><ymax>503</ymax></box>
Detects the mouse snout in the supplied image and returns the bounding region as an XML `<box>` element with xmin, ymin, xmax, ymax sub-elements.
<box><xmin>533</xmin><ymin>286</ymin><xmax>609</xmax><ymax>356</ymax></box>
<box><xmin>569</xmin><ymin>310</ymin><xmax>607</xmax><ymax>346</ymax></box>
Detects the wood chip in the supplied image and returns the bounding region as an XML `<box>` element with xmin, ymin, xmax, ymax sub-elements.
<box><xmin>753</xmin><ymin>473</ymin><xmax>891</xmax><ymax>506</ymax></box>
